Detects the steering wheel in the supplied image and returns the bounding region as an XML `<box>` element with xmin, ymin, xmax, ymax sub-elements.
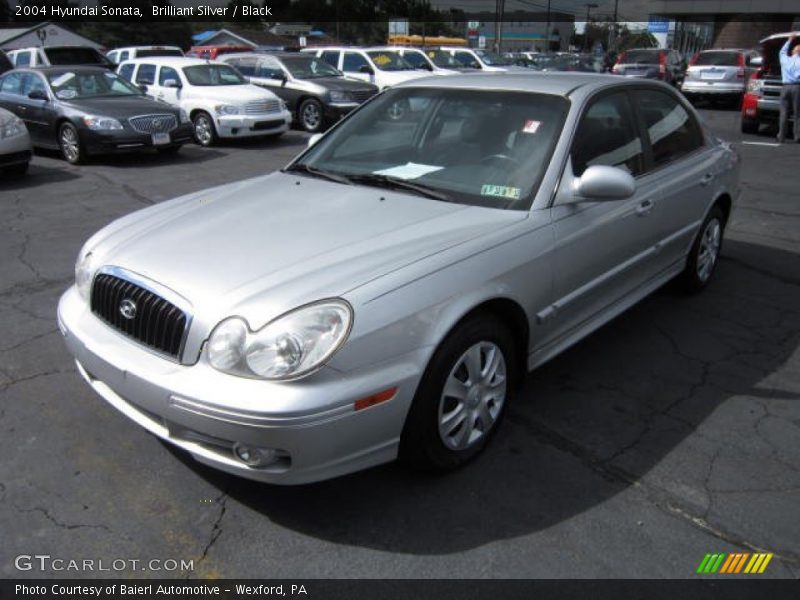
<box><xmin>480</xmin><ymin>154</ymin><xmax>520</xmax><ymax>167</ymax></box>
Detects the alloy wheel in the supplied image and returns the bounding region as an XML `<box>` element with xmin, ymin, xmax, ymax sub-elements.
<box><xmin>696</xmin><ymin>218</ymin><xmax>721</xmax><ymax>282</ymax></box>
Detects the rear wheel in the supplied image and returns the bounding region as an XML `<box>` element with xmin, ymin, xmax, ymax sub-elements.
<box><xmin>400</xmin><ymin>315</ymin><xmax>516</xmax><ymax>471</ymax></box>
<box><xmin>680</xmin><ymin>205</ymin><xmax>725</xmax><ymax>292</ymax></box>
<box><xmin>59</xmin><ymin>122</ymin><xmax>85</xmax><ymax>164</ymax></box>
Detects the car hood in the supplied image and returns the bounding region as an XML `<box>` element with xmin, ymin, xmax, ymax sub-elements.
<box><xmin>87</xmin><ymin>172</ymin><xmax>525</xmax><ymax>328</ymax></box>
<box><xmin>61</xmin><ymin>96</ymin><xmax>180</xmax><ymax>117</ymax></box>
<box><xmin>184</xmin><ymin>83</ymin><xmax>279</xmax><ymax>102</ymax></box>
<box><xmin>302</xmin><ymin>76</ymin><xmax>378</xmax><ymax>92</ymax></box>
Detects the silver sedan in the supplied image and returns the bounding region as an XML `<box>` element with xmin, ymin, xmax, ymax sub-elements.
<box><xmin>57</xmin><ymin>73</ymin><xmax>740</xmax><ymax>484</ymax></box>
<box><xmin>0</xmin><ymin>106</ymin><xmax>32</xmax><ymax>176</ymax></box>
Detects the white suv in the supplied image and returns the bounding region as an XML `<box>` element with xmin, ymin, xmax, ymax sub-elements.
<box><xmin>117</xmin><ymin>57</ymin><xmax>291</xmax><ymax>146</ymax></box>
<box><xmin>301</xmin><ymin>47</ymin><xmax>430</xmax><ymax>90</ymax></box>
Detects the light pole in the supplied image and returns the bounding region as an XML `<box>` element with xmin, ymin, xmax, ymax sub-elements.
<box><xmin>584</xmin><ymin>3</ymin><xmax>598</xmax><ymax>52</ymax></box>
<box><xmin>545</xmin><ymin>0</ymin><xmax>550</xmax><ymax>52</ymax></box>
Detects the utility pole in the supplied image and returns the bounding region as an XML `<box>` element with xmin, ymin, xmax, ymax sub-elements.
<box><xmin>545</xmin><ymin>0</ymin><xmax>551</xmax><ymax>52</ymax></box>
<box><xmin>584</xmin><ymin>3</ymin><xmax>598</xmax><ymax>52</ymax></box>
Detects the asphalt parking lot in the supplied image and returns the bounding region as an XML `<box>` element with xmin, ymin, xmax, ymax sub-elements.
<box><xmin>1</xmin><ymin>108</ymin><xmax>799</xmax><ymax>580</ymax></box>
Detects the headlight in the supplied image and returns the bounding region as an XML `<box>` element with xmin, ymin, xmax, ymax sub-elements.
<box><xmin>179</xmin><ymin>109</ymin><xmax>190</xmax><ymax>124</ymax></box>
<box><xmin>0</xmin><ymin>115</ymin><xmax>26</xmax><ymax>139</ymax></box>
<box><xmin>329</xmin><ymin>90</ymin><xmax>353</xmax><ymax>102</ymax></box>
<box><xmin>214</xmin><ymin>104</ymin><xmax>241</xmax><ymax>116</ymax></box>
<box><xmin>207</xmin><ymin>300</ymin><xmax>352</xmax><ymax>380</ymax></box>
<box><xmin>82</xmin><ymin>115</ymin><xmax>123</xmax><ymax>130</ymax></box>
<box><xmin>75</xmin><ymin>252</ymin><xmax>96</xmax><ymax>300</ymax></box>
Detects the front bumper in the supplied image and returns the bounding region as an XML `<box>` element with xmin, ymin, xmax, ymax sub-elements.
<box><xmin>80</xmin><ymin>124</ymin><xmax>194</xmax><ymax>154</ymax></box>
<box><xmin>0</xmin><ymin>132</ymin><xmax>32</xmax><ymax>166</ymax></box>
<box><xmin>216</xmin><ymin>110</ymin><xmax>292</xmax><ymax>138</ymax></box>
<box><xmin>57</xmin><ymin>286</ymin><xmax>423</xmax><ymax>485</ymax></box>
<box><xmin>324</xmin><ymin>101</ymin><xmax>360</xmax><ymax>121</ymax></box>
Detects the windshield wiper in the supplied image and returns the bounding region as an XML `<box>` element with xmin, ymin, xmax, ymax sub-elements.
<box><xmin>282</xmin><ymin>163</ymin><xmax>353</xmax><ymax>185</ymax></box>
<box><xmin>346</xmin><ymin>174</ymin><xmax>451</xmax><ymax>202</ymax></box>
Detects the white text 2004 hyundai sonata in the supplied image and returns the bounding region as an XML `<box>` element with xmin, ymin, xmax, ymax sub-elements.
<box><xmin>58</xmin><ymin>73</ymin><xmax>740</xmax><ymax>484</ymax></box>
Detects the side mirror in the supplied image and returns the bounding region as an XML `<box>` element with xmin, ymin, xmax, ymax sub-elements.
<box><xmin>27</xmin><ymin>89</ymin><xmax>48</xmax><ymax>101</ymax></box>
<box><xmin>270</xmin><ymin>72</ymin><xmax>287</xmax><ymax>82</ymax></box>
<box><xmin>574</xmin><ymin>165</ymin><xmax>636</xmax><ymax>200</ymax></box>
<box><xmin>359</xmin><ymin>65</ymin><xmax>374</xmax><ymax>75</ymax></box>
<box><xmin>163</xmin><ymin>78</ymin><xmax>181</xmax><ymax>89</ymax></box>
<box><xmin>138</xmin><ymin>83</ymin><xmax>149</xmax><ymax>93</ymax></box>
<box><xmin>470</xmin><ymin>61</ymin><xmax>482</xmax><ymax>69</ymax></box>
<box><xmin>749</xmin><ymin>56</ymin><xmax>762</xmax><ymax>67</ymax></box>
<box><xmin>307</xmin><ymin>133</ymin><xmax>323</xmax><ymax>148</ymax></box>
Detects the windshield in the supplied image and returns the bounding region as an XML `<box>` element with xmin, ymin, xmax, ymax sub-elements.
<box><xmin>47</xmin><ymin>70</ymin><xmax>143</xmax><ymax>99</ymax></box>
<box><xmin>183</xmin><ymin>64</ymin><xmax>246</xmax><ymax>86</ymax></box>
<box><xmin>622</xmin><ymin>50</ymin><xmax>661</xmax><ymax>64</ymax></box>
<box><xmin>399</xmin><ymin>50</ymin><xmax>433</xmax><ymax>70</ymax></box>
<box><xmin>694</xmin><ymin>51</ymin><xmax>741</xmax><ymax>66</ymax></box>
<box><xmin>474</xmin><ymin>50</ymin><xmax>513</xmax><ymax>66</ymax></box>
<box><xmin>291</xmin><ymin>88</ymin><xmax>568</xmax><ymax>210</ymax></box>
<box><xmin>282</xmin><ymin>56</ymin><xmax>341</xmax><ymax>78</ymax></box>
<box><xmin>44</xmin><ymin>47</ymin><xmax>108</xmax><ymax>66</ymax></box>
<box><xmin>426</xmin><ymin>50</ymin><xmax>465</xmax><ymax>68</ymax></box>
<box><xmin>366</xmin><ymin>51</ymin><xmax>415</xmax><ymax>71</ymax></box>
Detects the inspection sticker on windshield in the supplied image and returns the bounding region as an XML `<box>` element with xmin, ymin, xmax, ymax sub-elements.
<box><xmin>481</xmin><ymin>184</ymin><xmax>520</xmax><ymax>200</ymax></box>
<box><xmin>522</xmin><ymin>119</ymin><xmax>541</xmax><ymax>134</ymax></box>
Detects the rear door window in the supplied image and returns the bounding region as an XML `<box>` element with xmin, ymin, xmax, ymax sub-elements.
<box><xmin>0</xmin><ymin>72</ymin><xmax>25</xmax><ymax>95</ymax></box>
<box><xmin>342</xmin><ymin>52</ymin><xmax>369</xmax><ymax>73</ymax></box>
<box><xmin>118</xmin><ymin>63</ymin><xmax>135</xmax><ymax>81</ymax></box>
<box><xmin>158</xmin><ymin>66</ymin><xmax>180</xmax><ymax>85</ymax></box>
<box><xmin>14</xmin><ymin>51</ymin><xmax>33</xmax><ymax>67</ymax></box>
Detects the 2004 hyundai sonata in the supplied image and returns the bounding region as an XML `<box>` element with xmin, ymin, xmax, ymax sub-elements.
<box><xmin>58</xmin><ymin>73</ymin><xmax>740</xmax><ymax>484</ymax></box>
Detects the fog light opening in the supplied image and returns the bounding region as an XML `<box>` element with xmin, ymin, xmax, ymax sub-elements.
<box><xmin>233</xmin><ymin>443</ymin><xmax>281</xmax><ymax>468</ymax></box>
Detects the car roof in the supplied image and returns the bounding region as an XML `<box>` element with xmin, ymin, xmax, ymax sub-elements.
<box><xmin>760</xmin><ymin>30</ymin><xmax>800</xmax><ymax>43</ymax></box>
<box><xmin>111</xmin><ymin>46</ymin><xmax>182</xmax><ymax>51</ymax></box>
<box><xmin>363</xmin><ymin>46</ymin><xmax>414</xmax><ymax>52</ymax></box>
<box><xmin>14</xmin><ymin>66</ymin><xmax>113</xmax><ymax>76</ymax></box>
<box><xmin>119</xmin><ymin>56</ymin><xmax>221</xmax><ymax>66</ymax></box>
<box><xmin>395</xmin><ymin>71</ymin><xmax>659</xmax><ymax>96</ymax></box>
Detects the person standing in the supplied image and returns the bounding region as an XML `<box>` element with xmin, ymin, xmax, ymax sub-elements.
<box><xmin>777</xmin><ymin>33</ymin><xmax>800</xmax><ymax>143</ymax></box>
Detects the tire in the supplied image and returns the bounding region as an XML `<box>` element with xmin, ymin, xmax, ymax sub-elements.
<box><xmin>192</xmin><ymin>111</ymin><xmax>218</xmax><ymax>147</ymax></box>
<box><xmin>156</xmin><ymin>145</ymin><xmax>181</xmax><ymax>155</ymax></box>
<box><xmin>400</xmin><ymin>314</ymin><xmax>517</xmax><ymax>471</ymax></box>
<box><xmin>298</xmin><ymin>98</ymin><xmax>324</xmax><ymax>133</ymax></box>
<box><xmin>58</xmin><ymin>122</ymin><xmax>85</xmax><ymax>164</ymax></box>
<box><xmin>741</xmin><ymin>118</ymin><xmax>759</xmax><ymax>134</ymax></box>
<box><xmin>679</xmin><ymin>205</ymin><xmax>725</xmax><ymax>293</ymax></box>
<box><xmin>5</xmin><ymin>162</ymin><xmax>29</xmax><ymax>177</ymax></box>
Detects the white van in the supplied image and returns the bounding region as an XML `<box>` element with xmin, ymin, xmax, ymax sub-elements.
<box><xmin>300</xmin><ymin>47</ymin><xmax>430</xmax><ymax>90</ymax></box>
<box><xmin>107</xmin><ymin>46</ymin><xmax>184</xmax><ymax>65</ymax></box>
<box><xmin>117</xmin><ymin>57</ymin><xmax>291</xmax><ymax>146</ymax></box>
<box><xmin>7</xmin><ymin>46</ymin><xmax>111</xmax><ymax>68</ymax></box>
<box><xmin>437</xmin><ymin>47</ymin><xmax>525</xmax><ymax>72</ymax></box>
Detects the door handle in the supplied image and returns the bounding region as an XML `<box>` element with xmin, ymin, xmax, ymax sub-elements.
<box><xmin>635</xmin><ymin>198</ymin><xmax>654</xmax><ymax>216</ymax></box>
<box><xmin>16</xmin><ymin>105</ymin><xmax>27</xmax><ymax>112</ymax></box>
<box><xmin>700</xmin><ymin>172</ymin><xmax>715</xmax><ymax>186</ymax></box>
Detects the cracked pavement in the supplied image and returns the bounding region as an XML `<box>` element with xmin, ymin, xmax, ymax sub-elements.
<box><xmin>0</xmin><ymin>112</ymin><xmax>798</xmax><ymax>579</ymax></box>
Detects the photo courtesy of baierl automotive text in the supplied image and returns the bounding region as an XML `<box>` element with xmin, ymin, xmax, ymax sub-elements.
<box><xmin>1</xmin><ymin>0</ymin><xmax>800</xmax><ymax>597</ymax></box>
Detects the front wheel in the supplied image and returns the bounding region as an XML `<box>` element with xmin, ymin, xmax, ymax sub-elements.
<box><xmin>680</xmin><ymin>205</ymin><xmax>725</xmax><ymax>292</ymax></box>
<box><xmin>59</xmin><ymin>122</ymin><xmax>85</xmax><ymax>164</ymax></box>
<box><xmin>192</xmin><ymin>111</ymin><xmax>218</xmax><ymax>147</ymax></box>
<box><xmin>298</xmin><ymin>98</ymin><xmax>324</xmax><ymax>133</ymax></box>
<box><xmin>400</xmin><ymin>315</ymin><xmax>516</xmax><ymax>471</ymax></box>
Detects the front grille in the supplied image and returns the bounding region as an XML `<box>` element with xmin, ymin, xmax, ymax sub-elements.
<box><xmin>90</xmin><ymin>273</ymin><xmax>188</xmax><ymax>359</ymax></box>
<box><xmin>244</xmin><ymin>99</ymin><xmax>281</xmax><ymax>115</ymax></box>
<box><xmin>128</xmin><ymin>114</ymin><xmax>178</xmax><ymax>134</ymax></box>
<box><xmin>351</xmin><ymin>89</ymin><xmax>377</xmax><ymax>103</ymax></box>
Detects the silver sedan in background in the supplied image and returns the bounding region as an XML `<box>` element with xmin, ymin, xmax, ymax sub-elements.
<box><xmin>0</xmin><ymin>106</ymin><xmax>31</xmax><ymax>176</ymax></box>
<box><xmin>57</xmin><ymin>74</ymin><xmax>740</xmax><ymax>484</ymax></box>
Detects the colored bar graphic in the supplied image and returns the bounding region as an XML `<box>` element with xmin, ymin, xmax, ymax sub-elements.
<box><xmin>719</xmin><ymin>553</ymin><xmax>736</xmax><ymax>573</ymax></box>
<box><xmin>744</xmin><ymin>554</ymin><xmax>759</xmax><ymax>573</ymax></box>
<box><xmin>758</xmin><ymin>554</ymin><xmax>773</xmax><ymax>573</ymax></box>
<box><xmin>711</xmin><ymin>554</ymin><xmax>725</xmax><ymax>573</ymax></box>
<box><xmin>734</xmin><ymin>553</ymin><xmax>750</xmax><ymax>573</ymax></box>
<box><xmin>697</xmin><ymin>554</ymin><xmax>712</xmax><ymax>574</ymax></box>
